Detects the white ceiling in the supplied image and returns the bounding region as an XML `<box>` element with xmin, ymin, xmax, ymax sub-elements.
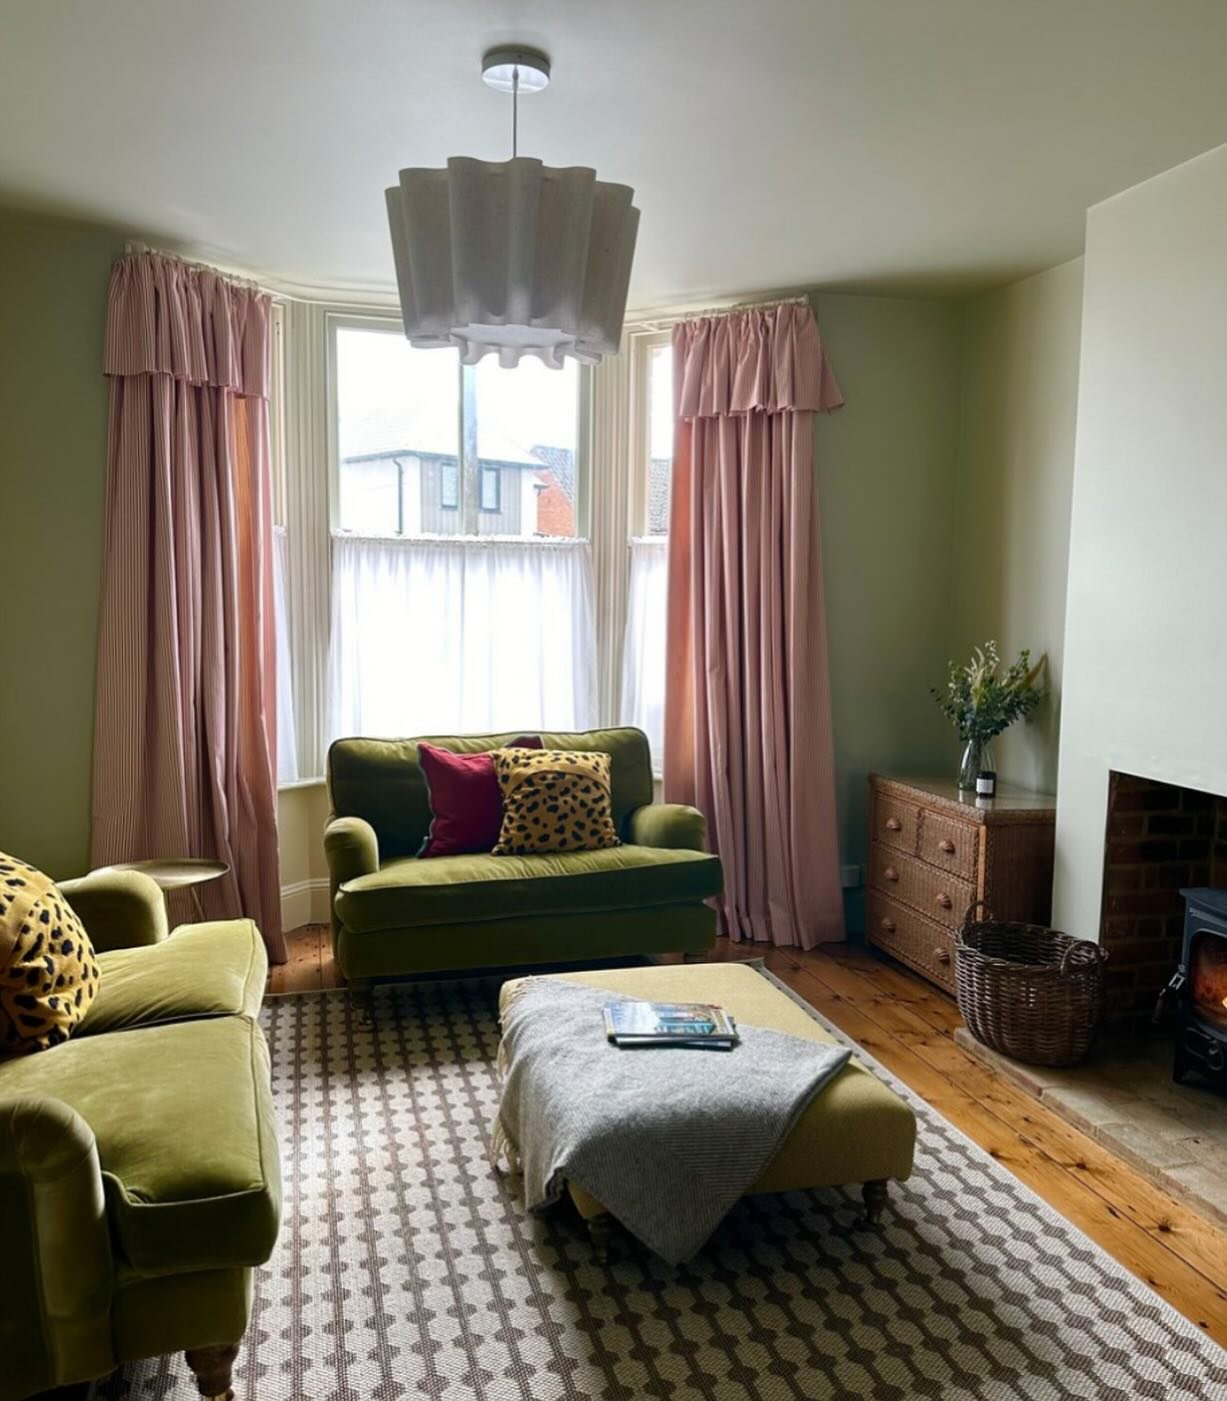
<box><xmin>3</xmin><ymin>0</ymin><xmax>1227</xmax><ymax>306</ymax></box>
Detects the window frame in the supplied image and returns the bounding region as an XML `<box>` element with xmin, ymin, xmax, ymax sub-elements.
<box><xmin>326</xmin><ymin>310</ymin><xmax>589</xmax><ymax>542</ymax></box>
<box><xmin>326</xmin><ymin>310</ymin><xmax>463</xmax><ymax>536</ymax></box>
<box><xmin>268</xmin><ymin>302</ymin><xmax>288</xmax><ymax>528</ymax></box>
<box><xmin>627</xmin><ymin>327</ymin><xmax>673</xmax><ymax>539</ymax></box>
<box><xmin>277</xmin><ymin>302</ymin><xmax>604</xmax><ymax>787</ymax></box>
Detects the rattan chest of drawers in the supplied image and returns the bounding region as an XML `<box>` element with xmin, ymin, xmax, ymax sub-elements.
<box><xmin>866</xmin><ymin>774</ymin><xmax>1056</xmax><ymax>995</ymax></box>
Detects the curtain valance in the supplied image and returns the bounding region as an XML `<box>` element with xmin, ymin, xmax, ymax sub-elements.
<box><xmin>104</xmin><ymin>252</ymin><xmax>270</xmax><ymax>397</ymax></box>
<box><xmin>673</xmin><ymin>301</ymin><xmax>843</xmax><ymax>420</ymax></box>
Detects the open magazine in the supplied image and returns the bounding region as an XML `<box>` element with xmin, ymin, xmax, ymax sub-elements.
<box><xmin>603</xmin><ymin>1000</ymin><xmax>739</xmax><ymax>1050</ymax></box>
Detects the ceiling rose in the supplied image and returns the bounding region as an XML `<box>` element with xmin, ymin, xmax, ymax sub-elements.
<box><xmin>385</xmin><ymin>46</ymin><xmax>640</xmax><ymax>369</ymax></box>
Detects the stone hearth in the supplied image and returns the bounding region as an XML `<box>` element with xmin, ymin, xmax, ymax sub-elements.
<box><xmin>955</xmin><ymin>1027</ymin><xmax>1227</xmax><ymax>1228</ymax></box>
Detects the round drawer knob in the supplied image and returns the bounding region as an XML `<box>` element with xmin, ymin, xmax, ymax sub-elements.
<box><xmin>881</xmin><ymin>917</ymin><xmax>896</xmax><ymax>933</ymax></box>
<box><xmin>885</xmin><ymin>817</ymin><xmax>903</xmax><ymax>832</ymax></box>
<box><xmin>935</xmin><ymin>948</ymin><xmax>951</xmax><ymax>963</ymax></box>
<box><xmin>884</xmin><ymin>866</ymin><xmax>899</xmax><ymax>882</ymax></box>
<box><xmin>936</xmin><ymin>893</ymin><xmax>953</xmax><ymax>910</ymax></box>
<box><xmin>938</xmin><ymin>839</ymin><xmax>956</xmax><ymax>854</ymax></box>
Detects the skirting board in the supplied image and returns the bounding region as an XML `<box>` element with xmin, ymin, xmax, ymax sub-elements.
<box><xmin>282</xmin><ymin>878</ymin><xmax>330</xmax><ymax>932</ymax></box>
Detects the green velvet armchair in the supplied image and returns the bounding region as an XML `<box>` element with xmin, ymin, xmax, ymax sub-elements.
<box><xmin>324</xmin><ymin>727</ymin><xmax>723</xmax><ymax>1008</ymax></box>
<box><xmin>0</xmin><ymin>871</ymin><xmax>280</xmax><ymax>1401</ymax></box>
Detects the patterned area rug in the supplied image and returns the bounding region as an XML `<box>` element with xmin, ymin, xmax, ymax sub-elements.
<box><xmin>100</xmin><ymin>971</ymin><xmax>1226</xmax><ymax>1400</ymax></box>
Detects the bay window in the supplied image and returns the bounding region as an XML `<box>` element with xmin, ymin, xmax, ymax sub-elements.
<box><xmin>275</xmin><ymin>303</ymin><xmax>672</xmax><ymax>782</ymax></box>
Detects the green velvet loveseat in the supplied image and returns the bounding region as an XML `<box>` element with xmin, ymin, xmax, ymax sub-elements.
<box><xmin>324</xmin><ymin>727</ymin><xmax>722</xmax><ymax>1005</ymax></box>
<box><xmin>0</xmin><ymin>871</ymin><xmax>280</xmax><ymax>1401</ymax></box>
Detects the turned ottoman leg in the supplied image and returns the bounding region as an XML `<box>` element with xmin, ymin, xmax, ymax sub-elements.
<box><xmin>859</xmin><ymin>1179</ymin><xmax>889</xmax><ymax>1227</ymax></box>
<box><xmin>587</xmin><ymin>1214</ymin><xmax>614</xmax><ymax>1264</ymax></box>
<box><xmin>185</xmin><ymin>1342</ymin><xmax>239</xmax><ymax>1400</ymax></box>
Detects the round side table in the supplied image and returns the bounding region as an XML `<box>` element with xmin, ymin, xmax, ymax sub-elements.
<box><xmin>90</xmin><ymin>857</ymin><xmax>230</xmax><ymax>920</ymax></box>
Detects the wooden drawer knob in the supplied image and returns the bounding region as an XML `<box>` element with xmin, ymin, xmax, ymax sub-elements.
<box><xmin>880</xmin><ymin>917</ymin><xmax>896</xmax><ymax>933</ymax></box>
<box><xmin>938</xmin><ymin>839</ymin><xmax>956</xmax><ymax>854</ymax></box>
<box><xmin>935</xmin><ymin>892</ymin><xmax>953</xmax><ymax>910</ymax></box>
<box><xmin>884</xmin><ymin>866</ymin><xmax>899</xmax><ymax>882</ymax></box>
<box><xmin>935</xmin><ymin>948</ymin><xmax>951</xmax><ymax>963</ymax></box>
<box><xmin>885</xmin><ymin>817</ymin><xmax>903</xmax><ymax>832</ymax></box>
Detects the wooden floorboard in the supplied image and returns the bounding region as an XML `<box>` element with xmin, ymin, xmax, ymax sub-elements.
<box><xmin>271</xmin><ymin>923</ymin><xmax>1227</xmax><ymax>1342</ymax></box>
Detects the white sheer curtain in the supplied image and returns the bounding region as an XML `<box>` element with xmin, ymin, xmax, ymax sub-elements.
<box><xmin>328</xmin><ymin>535</ymin><xmax>598</xmax><ymax>742</ymax></box>
<box><xmin>620</xmin><ymin>536</ymin><xmax>668</xmax><ymax>770</ymax></box>
<box><xmin>272</xmin><ymin>525</ymin><xmax>299</xmax><ymax>784</ymax></box>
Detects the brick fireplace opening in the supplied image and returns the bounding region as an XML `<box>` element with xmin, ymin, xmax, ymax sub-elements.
<box><xmin>1100</xmin><ymin>770</ymin><xmax>1227</xmax><ymax>1026</ymax></box>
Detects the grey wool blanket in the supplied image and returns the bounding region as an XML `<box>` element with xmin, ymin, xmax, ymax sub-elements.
<box><xmin>493</xmin><ymin>976</ymin><xmax>851</xmax><ymax>1263</ymax></box>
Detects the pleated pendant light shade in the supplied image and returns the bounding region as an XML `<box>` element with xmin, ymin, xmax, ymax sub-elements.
<box><xmin>385</xmin><ymin>51</ymin><xmax>639</xmax><ymax>369</ymax></box>
<box><xmin>386</xmin><ymin>157</ymin><xmax>639</xmax><ymax>368</ymax></box>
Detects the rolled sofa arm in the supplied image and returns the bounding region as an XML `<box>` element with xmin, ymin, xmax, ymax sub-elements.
<box><xmin>59</xmin><ymin>871</ymin><xmax>167</xmax><ymax>952</ymax></box>
<box><xmin>627</xmin><ymin>803</ymin><xmax>708</xmax><ymax>852</ymax></box>
<box><xmin>324</xmin><ymin>816</ymin><xmax>380</xmax><ymax>886</ymax></box>
<box><xmin>0</xmin><ymin>1097</ymin><xmax>114</xmax><ymax>1399</ymax></box>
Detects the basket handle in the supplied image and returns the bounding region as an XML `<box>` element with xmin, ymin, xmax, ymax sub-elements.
<box><xmin>1059</xmin><ymin>938</ymin><xmax>1107</xmax><ymax>975</ymax></box>
<box><xmin>958</xmin><ymin>899</ymin><xmax>993</xmax><ymax>943</ymax></box>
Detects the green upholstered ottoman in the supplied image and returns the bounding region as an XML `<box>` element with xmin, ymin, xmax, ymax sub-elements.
<box><xmin>499</xmin><ymin>961</ymin><xmax>917</xmax><ymax>1258</ymax></box>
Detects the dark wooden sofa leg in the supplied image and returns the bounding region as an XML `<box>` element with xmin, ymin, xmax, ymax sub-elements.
<box><xmin>859</xmin><ymin>1179</ymin><xmax>889</xmax><ymax>1227</ymax></box>
<box><xmin>587</xmin><ymin>1214</ymin><xmax>614</xmax><ymax>1264</ymax></box>
<box><xmin>350</xmin><ymin>978</ymin><xmax>374</xmax><ymax>1025</ymax></box>
<box><xmin>185</xmin><ymin>1342</ymin><xmax>239</xmax><ymax>1400</ymax></box>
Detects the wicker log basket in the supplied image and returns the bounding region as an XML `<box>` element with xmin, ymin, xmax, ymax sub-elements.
<box><xmin>955</xmin><ymin>901</ymin><xmax>1108</xmax><ymax>1067</ymax></box>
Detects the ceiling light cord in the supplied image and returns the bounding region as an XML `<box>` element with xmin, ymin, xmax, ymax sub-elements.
<box><xmin>512</xmin><ymin>65</ymin><xmax>519</xmax><ymax>158</ymax></box>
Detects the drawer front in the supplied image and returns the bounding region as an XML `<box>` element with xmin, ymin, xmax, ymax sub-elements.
<box><xmin>872</xmin><ymin>791</ymin><xmax>920</xmax><ymax>854</ymax></box>
<box><xmin>867</xmin><ymin>890</ymin><xmax>956</xmax><ymax>992</ymax></box>
<box><xmin>919</xmin><ymin>810</ymin><xmax>980</xmax><ymax>883</ymax></box>
<box><xmin>869</xmin><ymin>846</ymin><xmax>975</xmax><ymax>930</ymax></box>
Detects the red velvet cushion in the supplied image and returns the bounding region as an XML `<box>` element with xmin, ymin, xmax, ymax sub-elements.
<box><xmin>418</xmin><ymin>738</ymin><xmax>543</xmax><ymax>858</ymax></box>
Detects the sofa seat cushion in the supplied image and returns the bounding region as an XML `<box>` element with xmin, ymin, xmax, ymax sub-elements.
<box><xmin>78</xmin><ymin>920</ymin><xmax>267</xmax><ymax>1036</ymax></box>
<box><xmin>0</xmin><ymin>1014</ymin><xmax>280</xmax><ymax>1275</ymax></box>
<box><xmin>337</xmin><ymin>845</ymin><xmax>723</xmax><ymax>933</ymax></box>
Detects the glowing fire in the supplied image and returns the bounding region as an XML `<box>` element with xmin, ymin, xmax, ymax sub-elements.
<box><xmin>1190</xmin><ymin>931</ymin><xmax>1227</xmax><ymax>1033</ymax></box>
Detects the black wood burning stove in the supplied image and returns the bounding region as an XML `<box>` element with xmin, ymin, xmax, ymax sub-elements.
<box><xmin>1155</xmin><ymin>888</ymin><xmax>1227</xmax><ymax>1088</ymax></box>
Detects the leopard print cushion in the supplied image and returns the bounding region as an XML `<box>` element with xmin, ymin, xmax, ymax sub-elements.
<box><xmin>0</xmin><ymin>851</ymin><xmax>100</xmax><ymax>1056</ymax></box>
<box><xmin>491</xmin><ymin>749</ymin><xmax>621</xmax><ymax>855</ymax></box>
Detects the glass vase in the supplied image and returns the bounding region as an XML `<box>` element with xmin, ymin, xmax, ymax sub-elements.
<box><xmin>958</xmin><ymin>739</ymin><xmax>995</xmax><ymax>793</ymax></box>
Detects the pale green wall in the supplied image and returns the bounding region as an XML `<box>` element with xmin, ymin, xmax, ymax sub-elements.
<box><xmin>0</xmin><ymin>214</ymin><xmax>124</xmax><ymax>877</ymax></box>
<box><xmin>0</xmin><ymin>209</ymin><xmax>1054</xmax><ymax>941</ymax></box>
<box><xmin>813</xmin><ymin>291</ymin><xmax>965</xmax><ymax>931</ymax></box>
<box><xmin>952</xmin><ymin>258</ymin><xmax>1085</xmax><ymax>794</ymax></box>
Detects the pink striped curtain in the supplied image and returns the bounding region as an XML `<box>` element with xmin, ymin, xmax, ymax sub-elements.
<box><xmin>663</xmin><ymin>301</ymin><xmax>845</xmax><ymax>948</ymax></box>
<box><xmin>91</xmin><ymin>252</ymin><xmax>285</xmax><ymax>962</ymax></box>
